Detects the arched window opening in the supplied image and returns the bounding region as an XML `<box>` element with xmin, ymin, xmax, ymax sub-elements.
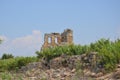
<box><xmin>48</xmin><ymin>37</ymin><xmax>51</xmax><ymax>43</ymax></box>
<box><xmin>55</xmin><ymin>37</ymin><xmax>58</xmax><ymax>44</ymax></box>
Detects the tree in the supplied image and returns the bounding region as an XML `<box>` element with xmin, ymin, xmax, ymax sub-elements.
<box><xmin>1</xmin><ymin>53</ymin><xmax>14</xmax><ymax>59</ymax></box>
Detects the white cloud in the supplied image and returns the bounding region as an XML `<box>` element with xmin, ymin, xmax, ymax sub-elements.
<box><xmin>32</xmin><ymin>30</ymin><xmax>41</xmax><ymax>35</ymax></box>
<box><xmin>0</xmin><ymin>30</ymin><xmax>42</xmax><ymax>57</ymax></box>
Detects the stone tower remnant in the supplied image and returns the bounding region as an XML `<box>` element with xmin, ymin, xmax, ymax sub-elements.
<box><xmin>41</xmin><ymin>29</ymin><xmax>73</xmax><ymax>50</ymax></box>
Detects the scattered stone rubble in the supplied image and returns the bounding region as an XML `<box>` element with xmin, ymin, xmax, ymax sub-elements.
<box><xmin>18</xmin><ymin>52</ymin><xmax>120</xmax><ymax>80</ymax></box>
<box><xmin>19</xmin><ymin>55</ymin><xmax>83</xmax><ymax>80</ymax></box>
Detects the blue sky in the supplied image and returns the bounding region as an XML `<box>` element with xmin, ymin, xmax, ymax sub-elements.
<box><xmin>0</xmin><ymin>0</ymin><xmax>120</xmax><ymax>56</ymax></box>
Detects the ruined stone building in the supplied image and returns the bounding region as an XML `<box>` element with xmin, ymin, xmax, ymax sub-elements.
<box><xmin>41</xmin><ymin>29</ymin><xmax>73</xmax><ymax>50</ymax></box>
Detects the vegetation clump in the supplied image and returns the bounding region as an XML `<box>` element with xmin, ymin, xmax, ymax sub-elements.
<box><xmin>1</xmin><ymin>53</ymin><xmax>14</xmax><ymax>59</ymax></box>
<box><xmin>0</xmin><ymin>57</ymin><xmax>38</xmax><ymax>72</ymax></box>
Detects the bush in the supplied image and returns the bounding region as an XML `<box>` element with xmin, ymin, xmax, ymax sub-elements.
<box><xmin>1</xmin><ymin>53</ymin><xmax>14</xmax><ymax>59</ymax></box>
<box><xmin>0</xmin><ymin>57</ymin><xmax>38</xmax><ymax>71</ymax></box>
<box><xmin>36</xmin><ymin>44</ymin><xmax>88</xmax><ymax>61</ymax></box>
<box><xmin>90</xmin><ymin>38</ymin><xmax>120</xmax><ymax>72</ymax></box>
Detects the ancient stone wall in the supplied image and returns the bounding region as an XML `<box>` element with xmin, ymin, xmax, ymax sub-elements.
<box><xmin>41</xmin><ymin>29</ymin><xmax>73</xmax><ymax>50</ymax></box>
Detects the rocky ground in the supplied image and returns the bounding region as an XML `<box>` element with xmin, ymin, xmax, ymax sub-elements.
<box><xmin>0</xmin><ymin>53</ymin><xmax>120</xmax><ymax>80</ymax></box>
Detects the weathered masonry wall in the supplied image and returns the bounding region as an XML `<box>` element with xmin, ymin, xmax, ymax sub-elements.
<box><xmin>41</xmin><ymin>29</ymin><xmax>73</xmax><ymax>50</ymax></box>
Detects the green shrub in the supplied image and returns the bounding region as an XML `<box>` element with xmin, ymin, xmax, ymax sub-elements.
<box><xmin>36</xmin><ymin>44</ymin><xmax>87</xmax><ymax>61</ymax></box>
<box><xmin>0</xmin><ymin>57</ymin><xmax>38</xmax><ymax>71</ymax></box>
<box><xmin>1</xmin><ymin>53</ymin><xmax>14</xmax><ymax>59</ymax></box>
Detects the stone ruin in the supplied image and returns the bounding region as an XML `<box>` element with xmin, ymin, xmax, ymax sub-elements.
<box><xmin>41</xmin><ymin>29</ymin><xmax>73</xmax><ymax>50</ymax></box>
